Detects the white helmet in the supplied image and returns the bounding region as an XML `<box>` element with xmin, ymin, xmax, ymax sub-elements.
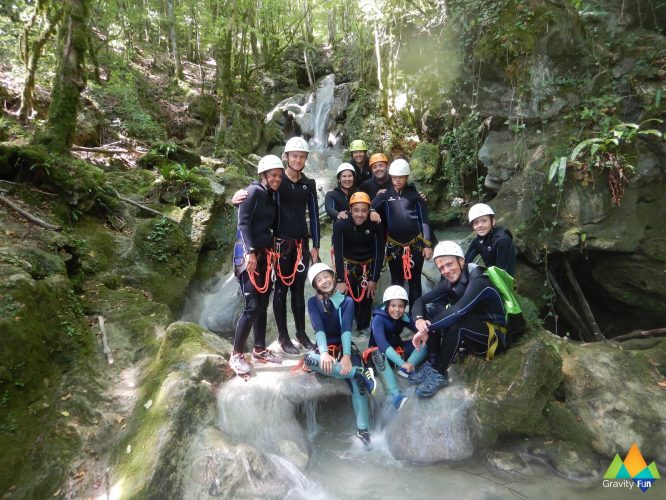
<box><xmin>388</xmin><ymin>159</ymin><xmax>410</xmax><ymax>176</ymax></box>
<box><xmin>284</xmin><ymin>137</ymin><xmax>310</xmax><ymax>154</ymax></box>
<box><xmin>382</xmin><ymin>285</ymin><xmax>408</xmax><ymax>303</ymax></box>
<box><xmin>257</xmin><ymin>154</ymin><xmax>284</xmax><ymax>174</ymax></box>
<box><xmin>433</xmin><ymin>241</ymin><xmax>464</xmax><ymax>260</ymax></box>
<box><xmin>468</xmin><ymin>203</ymin><xmax>495</xmax><ymax>223</ymax></box>
<box><xmin>336</xmin><ymin>163</ymin><xmax>356</xmax><ymax>177</ymax></box>
<box><xmin>308</xmin><ymin>262</ymin><xmax>334</xmax><ymax>288</ymax></box>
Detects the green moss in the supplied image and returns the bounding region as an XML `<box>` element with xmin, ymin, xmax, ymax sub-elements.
<box><xmin>188</xmin><ymin>94</ymin><xmax>218</xmax><ymax>128</ymax></box>
<box><xmin>545</xmin><ymin>400</ymin><xmax>595</xmax><ymax>446</ymax></box>
<box><xmin>344</xmin><ymin>88</ymin><xmax>392</xmax><ymax>153</ymax></box>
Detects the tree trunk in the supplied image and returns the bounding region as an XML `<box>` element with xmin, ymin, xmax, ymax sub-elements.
<box><xmin>18</xmin><ymin>6</ymin><xmax>62</xmax><ymax>123</ymax></box>
<box><xmin>165</xmin><ymin>0</ymin><xmax>183</xmax><ymax>79</ymax></box>
<box><xmin>33</xmin><ymin>0</ymin><xmax>89</xmax><ymax>154</ymax></box>
<box><xmin>374</xmin><ymin>22</ymin><xmax>388</xmax><ymax>118</ymax></box>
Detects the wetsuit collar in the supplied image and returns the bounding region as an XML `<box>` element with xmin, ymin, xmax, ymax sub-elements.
<box><xmin>329</xmin><ymin>290</ymin><xmax>346</xmax><ymax>309</ymax></box>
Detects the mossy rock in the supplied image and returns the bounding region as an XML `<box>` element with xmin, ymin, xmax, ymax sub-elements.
<box><xmin>137</xmin><ymin>143</ymin><xmax>201</xmax><ymax>170</ymax></box>
<box><xmin>343</xmin><ymin>89</ymin><xmax>391</xmax><ymax>153</ymax></box>
<box><xmin>545</xmin><ymin>400</ymin><xmax>596</xmax><ymax>446</ymax></box>
<box><xmin>112</xmin><ymin>322</ymin><xmax>232</xmax><ymax>498</ymax></box>
<box><xmin>409</xmin><ymin>142</ymin><xmax>452</xmax><ymax>226</ymax></box>
<box><xmin>464</xmin><ymin>331</ymin><xmax>563</xmax><ymax>444</ymax></box>
<box><xmin>187</xmin><ymin>93</ymin><xmax>218</xmax><ymax>128</ymax></box>
<box><xmin>217</xmin><ymin>103</ymin><xmax>265</xmax><ymax>155</ymax></box>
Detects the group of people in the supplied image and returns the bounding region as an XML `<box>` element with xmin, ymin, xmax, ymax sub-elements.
<box><xmin>228</xmin><ymin>136</ymin><xmax>517</xmax><ymax>448</ymax></box>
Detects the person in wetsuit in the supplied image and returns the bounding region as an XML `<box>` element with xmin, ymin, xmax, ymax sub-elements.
<box><xmin>324</xmin><ymin>163</ymin><xmax>356</xmax><ymax>222</ymax></box>
<box><xmin>410</xmin><ymin>241</ymin><xmax>508</xmax><ymax>398</ymax></box>
<box><xmin>229</xmin><ymin>155</ymin><xmax>284</xmax><ymax>377</ymax></box>
<box><xmin>349</xmin><ymin>139</ymin><xmax>372</xmax><ymax>185</ymax></box>
<box><xmin>464</xmin><ymin>203</ymin><xmax>517</xmax><ymax>277</ymax></box>
<box><xmin>303</xmin><ymin>263</ymin><xmax>377</xmax><ymax>448</ymax></box>
<box><xmin>230</xmin><ymin>137</ymin><xmax>319</xmax><ymax>355</ymax></box>
<box><xmin>332</xmin><ymin>191</ymin><xmax>385</xmax><ymax>335</ymax></box>
<box><xmin>359</xmin><ymin>153</ymin><xmax>391</xmax><ymax>200</ymax></box>
<box><xmin>367</xmin><ymin>286</ymin><xmax>428</xmax><ymax>410</ymax></box>
<box><xmin>371</xmin><ymin>159</ymin><xmax>433</xmax><ymax>309</ymax></box>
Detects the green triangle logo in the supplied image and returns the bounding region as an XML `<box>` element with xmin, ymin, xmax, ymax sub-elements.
<box><xmin>604</xmin><ymin>455</ymin><xmax>624</xmax><ymax>479</ymax></box>
<box><xmin>648</xmin><ymin>462</ymin><xmax>661</xmax><ymax>479</ymax></box>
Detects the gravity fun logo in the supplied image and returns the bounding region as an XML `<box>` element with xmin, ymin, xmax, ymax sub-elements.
<box><xmin>603</xmin><ymin>443</ymin><xmax>660</xmax><ymax>492</ymax></box>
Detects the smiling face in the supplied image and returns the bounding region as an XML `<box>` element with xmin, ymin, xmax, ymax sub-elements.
<box><xmin>435</xmin><ymin>255</ymin><xmax>464</xmax><ymax>284</ymax></box>
<box><xmin>350</xmin><ymin>202</ymin><xmax>369</xmax><ymax>226</ymax></box>
<box><xmin>391</xmin><ymin>175</ymin><xmax>408</xmax><ymax>191</ymax></box>
<box><xmin>371</xmin><ymin>161</ymin><xmax>388</xmax><ymax>181</ymax></box>
<box><xmin>339</xmin><ymin>171</ymin><xmax>355</xmax><ymax>190</ymax></box>
<box><xmin>314</xmin><ymin>271</ymin><xmax>336</xmax><ymax>295</ymax></box>
<box><xmin>262</xmin><ymin>168</ymin><xmax>283</xmax><ymax>191</ymax></box>
<box><xmin>387</xmin><ymin>299</ymin><xmax>407</xmax><ymax>320</ymax></box>
<box><xmin>352</xmin><ymin>150</ymin><xmax>366</xmax><ymax>165</ymax></box>
<box><xmin>471</xmin><ymin>215</ymin><xmax>493</xmax><ymax>237</ymax></box>
<box><xmin>286</xmin><ymin>151</ymin><xmax>308</xmax><ymax>172</ymax></box>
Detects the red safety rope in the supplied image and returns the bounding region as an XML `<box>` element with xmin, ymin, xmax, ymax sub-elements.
<box><xmin>344</xmin><ymin>262</ymin><xmax>368</xmax><ymax>303</ymax></box>
<box><xmin>402</xmin><ymin>245</ymin><xmax>413</xmax><ymax>280</ymax></box>
<box><xmin>248</xmin><ymin>250</ymin><xmax>276</xmax><ymax>293</ymax></box>
<box><xmin>275</xmin><ymin>239</ymin><xmax>303</xmax><ymax>286</ymax></box>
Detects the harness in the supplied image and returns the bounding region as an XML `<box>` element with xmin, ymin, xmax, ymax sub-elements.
<box><xmin>485</xmin><ymin>321</ymin><xmax>507</xmax><ymax>361</ymax></box>
<box><xmin>274</xmin><ymin>237</ymin><xmax>305</xmax><ymax>286</ymax></box>
<box><xmin>386</xmin><ymin>234</ymin><xmax>424</xmax><ymax>280</ymax></box>
<box><xmin>362</xmin><ymin>345</ymin><xmax>404</xmax><ymax>364</ymax></box>
<box><xmin>343</xmin><ymin>258</ymin><xmax>371</xmax><ymax>303</ymax></box>
<box><xmin>247</xmin><ymin>250</ymin><xmax>277</xmax><ymax>293</ymax></box>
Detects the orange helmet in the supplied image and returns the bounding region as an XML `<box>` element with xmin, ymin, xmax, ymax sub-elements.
<box><xmin>369</xmin><ymin>153</ymin><xmax>388</xmax><ymax>166</ymax></box>
<box><xmin>349</xmin><ymin>192</ymin><xmax>371</xmax><ymax>205</ymax></box>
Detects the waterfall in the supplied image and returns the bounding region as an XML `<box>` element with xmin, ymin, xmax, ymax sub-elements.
<box><xmin>310</xmin><ymin>74</ymin><xmax>336</xmax><ymax>151</ymax></box>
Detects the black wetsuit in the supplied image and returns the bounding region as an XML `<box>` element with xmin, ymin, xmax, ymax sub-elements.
<box><xmin>350</xmin><ymin>157</ymin><xmax>372</xmax><ymax>185</ymax></box>
<box><xmin>412</xmin><ymin>264</ymin><xmax>507</xmax><ymax>374</ymax></box>
<box><xmin>273</xmin><ymin>172</ymin><xmax>320</xmax><ymax>341</ymax></box>
<box><xmin>372</xmin><ymin>184</ymin><xmax>433</xmax><ymax>308</ymax></box>
<box><xmin>359</xmin><ymin>176</ymin><xmax>391</xmax><ymax>200</ymax></box>
<box><xmin>232</xmin><ymin>181</ymin><xmax>276</xmax><ymax>353</ymax></box>
<box><xmin>324</xmin><ymin>187</ymin><xmax>353</xmax><ymax>221</ymax></box>
<box><xmin>464</xmin><ymin>226</ymin><xmax>517</xmax><ymax>277</ymax></box>
<box><xmin>332</xmin><ymin>216</ymin><xmax>385</xmax><ymax>330</ymax></box>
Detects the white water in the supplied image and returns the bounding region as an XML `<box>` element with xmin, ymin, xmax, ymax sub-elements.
<box><xmin>310</xmin><ymin>74</ymin><xmax>336</xmax><ymax>151</ymax></box>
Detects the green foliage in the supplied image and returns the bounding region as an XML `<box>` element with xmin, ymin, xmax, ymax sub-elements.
<box><xmin>344</xmin><ymin>88</ymin><xmax>391</xmax><ymax>153</ymax></box>
<box><xmin>88</xmin><ymin>65</ymin><xmax>165</xmax><ymax>142</ymax></box>
<box><xmin>438</xmin><ymin>109</ymin><xmax>484</xmax><ymax>200</ymax></box>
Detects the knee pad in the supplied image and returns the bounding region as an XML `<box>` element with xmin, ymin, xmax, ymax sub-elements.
<box><xmin>304</xmin><ymin>353</ymin><xmax>318</xmax><ymax>367</ymax></box>
<box><xmin>371</xmin><ymin>350</ymin><xmax>387</xmax><ymax>371</ymax></box>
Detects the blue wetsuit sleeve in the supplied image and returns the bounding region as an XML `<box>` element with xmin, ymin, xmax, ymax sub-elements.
<box><xmin>494</xmin><ymin>236</ymin><xmax>517</xmax><ymax>276</ymax></box>
<box><xmin>412</xmin><ymin>280</ymin><xmax>449</xmax><ymax>319</ymax></box>
<box><xmin>370</xmin><ymin>221</ymin><xmax>385</xmax><ymax>282</ymax></box>
<box><xmin>428</xmin><ymin>283</ymin><xmax>505</xmax><ymax>331</ymax></box>
<box><xmin>308</xmin><ymin>182</ymin><xmax>320</xmax><ymax>248</ymax></box>
<box><xmin>332</xmin><ymin>220</ymin><xmax>345</xmax><ymax>283</ymax></box>
<box><xmin>415</xmin><ymin>195</ymin><xmax>433</xmax><ymax>246</ymax></box>
<box><xmin>371</xmin><ymin>316</ymin><xmax>392</xmax><ymax>354</ymax></box>
<box><xmin>385</xmin><ymin>347</ymin><xmax>404</xmax><ymax>366</ymax></box>
<box><xmin>237</xmin><ymin>186</ymin><xmax>259</xmax><ymax>252</ymax></box>
<box><xmin>324</xmin><ymin>191</ymin><xmax>339</xmax><ymax>221</ymax></box>
<box><xmin>464</xmin><ymin>239</ymin><xmax>479</xmax><ymax>264</ymax></box>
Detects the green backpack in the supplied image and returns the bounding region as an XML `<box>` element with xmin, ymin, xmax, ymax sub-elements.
<box><xmin>485</xmin><ymin>266</ymin><xmax>525</xmax><ymax>343</ymax></box>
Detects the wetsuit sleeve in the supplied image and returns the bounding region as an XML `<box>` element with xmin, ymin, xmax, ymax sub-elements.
<box><xmin>332</xmin><ymin>220</ymin><xmax>345</xmax><ymax>283</ymax></box>
<box><xmin>370</xmin><ymin>221</ymin><xmax>385</xmax><ymax>282</ymax></box>
<box><xmin>464</xmin><ymin>239</ymin><xmax>480</xmax><ymax>264</ymax></box>
<box><xmin>237</xmin><ymin>186</ymin><xmax>259</xmax><ymax>253</ymax></box>
<box><xmin>371</xmin><ymin>192</ymin><xmax>388</xmax><ymax>220</ymax></box>
<box><xmin>385</xmin><ymin>347</ymin><xmax>405</xmax><ymax>366</ymax></box>
<box><xmin>308</xmin><ymin>298</ymin><xmax>328</xmax><ymax>352</ymax></box>
<box><xmin>308</xmin><ymin>180</ymin><xmax>321</xmax><ymax>248</ymax></box>
<box><xmin>324</xmin><ymin>191</ymin><xmax>339</xmax><ymax>221</ymax></box>
<box><xmin>415</xmin><ymin>194</ymin><xmax>433</xmax><ymax>247</ymax></box>
<box><xmin>494</xmin><ymin>236</ymin><xmax>517</xmax><ymax>276</ymax></box>
<box><xmin>340</xmin><ymin>298</ymin><xmax>354</xmax><ymax>355</ymax></box>
<box><xmin>427</xmin><ymin>278</ymin><xmax>505</xmax><ymax>331</ymax></box>
<box><xmin>412</xmin><ymin>280</ymin><xmax>449</xmax><ymax>319</ymax></box>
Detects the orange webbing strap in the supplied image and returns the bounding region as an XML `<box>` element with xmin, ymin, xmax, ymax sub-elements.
<box><xmin>327</xmin><ymin>344</ymin><xmax>342</xmax><ymax>359</ymax></box>
<box><xmin>344</xmin><ymin>262</ymin><xmax>368</xmax><ymax>303</ymax></box>
<box><xmin>275</xmin><ymin>239</ymin><xmax>303</xmax><ymax>286</ymax></box>
<box><xmin>395</xmin><ymin>346</ymin><xmax>404</xmax><ymax>357</ymax></box>
<box><xmin>247</xmin><ymin>250</ymin><xmax>275</xmax><ymax>293</ymax></box>
<box><xmin>402</xmin><ymin>245</ymin><xmax>412</xmax><ymax>280</ymax></box>
<box><xmin>362</xmin><ymin>346</ymin><xmax>379</xmax><ymax>364</ymax></box>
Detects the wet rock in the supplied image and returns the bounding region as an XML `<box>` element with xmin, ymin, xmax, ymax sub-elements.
<box><xmin>218</xmin><ymin>368</ymin><xmax>352</xmax><ymax>469</ymax></box>
<box><xmin>528</xmin><ymin>440</ymin><xmax>601</xmax><ymax>480</ymax></box>
<box><xmin>561</xmin><ymin>339</ymin><xmax>666</xmax><ymax>463</ymax></box>
<box><xmin>479</xmin><ymin>131</ymin><xmax>523</xmax><ymax>191</ymax></box>
<box><xmin>485</xmin><ymin>450</ymin><xmax>528</xmax><ymax>473</ymax></box>
<box><xmin>198</xmin><ymin>271</ymin><xmax>244</xmax><ymax>336</ymax></box>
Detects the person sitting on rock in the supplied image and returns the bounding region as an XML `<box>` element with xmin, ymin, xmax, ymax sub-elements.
<box><xmin>324</xmin><ymin>163</ymin><xmax>357</xmax><ymax>222</ymax></box>
<box><xmin>231</xmin><ymin>137</ymin><xmax>319</xmax><ymax>355</ymax></box>
<box><xmin>229</xmin><ymin>155</ymin><xmax>284</xmax><ymax>377</ymax></box>
<box><xmin>410</xmin><ymin>241</ymin><xmax>508</xmax><ymax>398</ymax></box>
<box><xmin>303</xmin><ymin>263</ymin><xmax>377</xmax><ymax>448</ymax></box>
<box><xmin>464</xmin><ymin>203</ymin><xmax>517</xmax><ymax>277</ymax></box>
<box><xmin>332</xmin><ymin>191</ymin><xmax>384</xmax><ymax>336</ymax></box>
<box><xmin>349</xmin><ymin>139</ymin><xmax>372</xmax><ymax>185</ymax></box>
<box><xmin>359</xmin><ymin>153</ymin><xmax>391</xmax><ymax>200</ymax></box>
<box><xmin>372</xmin><ymin>159</ymin><xmax>434</xmax><ymax>309</ymax></box>
<box><xmin>366</xmin><ymin>286</ymin><xmax>428</xmax><ymax>410</ymax></box>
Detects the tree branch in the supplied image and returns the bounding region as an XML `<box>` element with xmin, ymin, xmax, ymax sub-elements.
<box><xmin>563</xmin><ymin>259</ymin><xmax>606</xmax><ymax>342</ymax></box>
<box><xmin>0</xmin><ymin>193</ymin><xmax>61</xmax><ymax>230</ymax></box>
<box><xmin>111</xmin><ymin>188</ymin><xmax>179</xmax><ymax>223</ymax></box>
<box><xmin>613</xmin><ymin>327</ymin><xmax>666</xmax><ymax>342</ymax></box>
